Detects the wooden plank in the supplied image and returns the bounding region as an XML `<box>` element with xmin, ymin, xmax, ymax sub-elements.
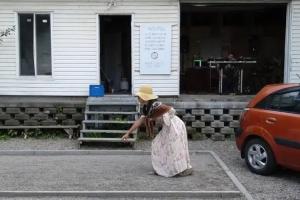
<box><xmin>81</xmin><ymin>130</ymin><xmax>137</xmax><ymax>134</ymax></box>
<box><xmin>86</xmin><ymin>102</ymin><xmax>137</xmax><ymax>106</ymax></box>
<box><xmin>78</xmin><ymin>138</ymin><xmax>136</xmax><ymax>142</ymax></box>
<box><xmin>83</xmin><ymin>120</ymin><xmax>135</xmax><ymax>124</ymax></box>
<box><xmin>0</xmin><ymin>125</ymin><xmax>79</xmax><ymax>129</ymax></box>
<box><xmin>85</xmin><ymin>111</ymin><xmax>138</xmax><ymax>115</ymax></box>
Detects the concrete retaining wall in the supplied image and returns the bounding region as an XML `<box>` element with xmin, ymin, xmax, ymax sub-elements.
<box><xmin>0</xmin><ymin>97</ymin><xmax>86</xmax><ymax>127</ymax></box>
<box><xmin>0</xmin><ymin>96</ymin><xmax>250</xmax><ymax>140</ymax></box>
<box><xmin>168</xmin><ymin>101</ymin><xmax>247</xmax><ymax>140</ymax></box>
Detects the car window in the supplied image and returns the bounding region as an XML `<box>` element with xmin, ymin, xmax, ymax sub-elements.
<box><xmin>279</xmin><ymin>91</ymin><xmax>299</xmax><ymax>112</ymax></box>
<box><xmin>267</xmin><ymin>95</ymin><xmax>280</xmax><ymax>109</ymax></box>
<box><xmin>257</xmin><ymin>90</ymin><xmax>300</xmax><ymax>114</ymax></box>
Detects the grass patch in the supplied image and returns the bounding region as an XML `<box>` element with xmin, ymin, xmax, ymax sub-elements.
<box><xmin>0</xmin><ymin>134</ymin><xmax>9</xmax><ymax>140</ymax></box>
<box><xmin>0</xmin><ymin>129</ymin><xmax>68</xmax><ymax>140</ymax></box>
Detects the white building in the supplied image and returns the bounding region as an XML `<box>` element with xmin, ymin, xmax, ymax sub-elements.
<box><xmin>0</xmin><ymin>0</ymin><xmax>299</xmax><ymax>97</ymax></box>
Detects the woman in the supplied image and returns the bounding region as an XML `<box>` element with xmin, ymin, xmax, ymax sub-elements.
<box><xmin>122</xmin><ymin>85</ymin><xmax>193</xmax><ymax>177</ymax></box>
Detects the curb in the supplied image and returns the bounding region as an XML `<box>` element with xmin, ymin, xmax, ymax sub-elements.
<box><xmin>0</xmin><ymin>150</ymin><xmax>212</xmax><ymax>156</ymax></box>
<box><xmin>0</xmin><ymin>191</ymin><xmax>242</xmax><ymax>198</ymax></box>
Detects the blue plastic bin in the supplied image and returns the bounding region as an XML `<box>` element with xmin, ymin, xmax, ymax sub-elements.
<box><xmin>89</xmin><ymin>85</ymin><xmax>104</xmax><ymax>97</ymax></box>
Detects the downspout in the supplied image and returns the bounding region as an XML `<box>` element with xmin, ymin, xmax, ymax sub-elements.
<box><xmin>284</xmin><ymin>1</ymin><xmax>292</xmax><ymax>83</ymax></box>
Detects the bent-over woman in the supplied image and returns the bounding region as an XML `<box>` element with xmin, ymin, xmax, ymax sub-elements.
<box><xmin>122</xmin><ymin>85</ymin><xmax>192</xmax><ymax>177</ymax></box>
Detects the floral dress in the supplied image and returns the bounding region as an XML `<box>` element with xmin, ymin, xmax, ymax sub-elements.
<box><xmin>146</xmin><ymin>102</ymin><xmax>192</xmax><ymax>177</ymax></box>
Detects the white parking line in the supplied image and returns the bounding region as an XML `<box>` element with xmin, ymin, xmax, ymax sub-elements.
<box><xmin>209</xmin><ymin>151</ymin><xmax>254</xmax><ymax>200</ymax></box>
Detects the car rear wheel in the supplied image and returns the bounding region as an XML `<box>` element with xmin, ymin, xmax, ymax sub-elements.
<box><xmin>244</xmin><ymin>138</ymin><xmax>277</xmax><ymax>175</ymax></box>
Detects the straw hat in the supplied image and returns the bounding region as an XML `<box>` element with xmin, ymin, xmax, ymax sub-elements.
<box><xmin>136</xmin><ymin>85</ymin><xmax>158</xmax><ymax>101</ymax></box>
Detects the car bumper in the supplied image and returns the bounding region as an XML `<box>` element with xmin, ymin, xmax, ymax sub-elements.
<box><xmin>235</xmin><ymin>127</ymin><xmax>243</xmax><ymax>151</ymax></box>
<box><xmin>235</xmin><ymin>127</ymin><xmax>243</xmax><ymax>138</ymax></box>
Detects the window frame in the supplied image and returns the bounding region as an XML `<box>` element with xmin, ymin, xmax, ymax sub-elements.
<box><xmin>255</xmin><ymin>86</ymin><xmax>300</xmax><ymax>114</ymax></box>
<box><xmin>16</xmin><ymin>12</ymin><xmax>53</xmax><ymax>77</ymax></box>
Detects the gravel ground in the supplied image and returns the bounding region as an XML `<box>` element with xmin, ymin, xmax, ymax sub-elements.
<box><xmin>2</xmin><ymin>198</ymin><xmax>243</xmax><ymax>200</ymax></box>
<box><xmin>190</xmin><ymin>140</ymin><xmax>300</xmax><ymax>200</ymax></box>
<box><xmin>0</xmin><ymin>154</ymin><xmax>236</xmax><ymax>192</ymax></box>
<box><xmin>0</xmin><ymin>138</ymin><xmax>78</xmax><ymax>150</ymax></box>
<box><xmin>0</xmin><ymin>138</ymin><xmax>299</xmax><ymax>200</ymax></box>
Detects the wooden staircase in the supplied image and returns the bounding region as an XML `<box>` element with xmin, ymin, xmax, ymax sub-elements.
<box><xmin>79</xmin><ymin>96</ymin><xmax>139</xmax><ymax>145</ymax></box>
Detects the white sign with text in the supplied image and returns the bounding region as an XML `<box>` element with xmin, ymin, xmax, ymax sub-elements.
<box><xmin>140</xmin><ymin>24</ymin><xmax>171</xmax><ymax>74</ymax></box>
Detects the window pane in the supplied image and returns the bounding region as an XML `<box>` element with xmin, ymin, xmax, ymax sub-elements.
<box><xmin>36</xmin><ymin>14</ymin><xmax>52</xmax><ymax>75</ymax></box>
<box><xmin>256</xmin><ymin>94</ymin><xmax>280</xmax><ymax>110</ymax></box>
<box><xmin>256</xmin><ymin>89</ymin><xmax>300</xmax><ymax>114</ymax></box>
<box><xmin>279</xmin><ymin>91</ymin><xmax>300</xmax><ymax>113</ymax></box>
<box><xmin>294</xmin><ymin>91</ymin><xmax>300</xmax><ymax>114</ymax></box>
<box><xmin>267</xmin><ymin>95</ymin><xmax>281</xmax><ymax>110</ymax></box>
<box><xmin>19</xmin><ymin>14</ymin><xmax>34</xmax><ymax>75</ymax></box>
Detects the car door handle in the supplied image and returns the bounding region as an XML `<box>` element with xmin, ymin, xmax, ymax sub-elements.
<box><xmin>265</xmin><ymin>117</ymin><xmax>277</xmax><ymax>124</ymax></box>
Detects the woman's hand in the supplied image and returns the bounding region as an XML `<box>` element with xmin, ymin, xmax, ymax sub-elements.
<box><xmin>122</xmin><ymin>133</ymin><xmax>130</xmax><ymax>142</ymax></box>
<box><xmin>122</xmin><ymin>116</ymin><xmax>145</xmax><ymax>142</ymax></box>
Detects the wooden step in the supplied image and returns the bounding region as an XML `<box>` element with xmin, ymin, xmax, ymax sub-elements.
<box><xmin>80</xmin><ymin>130</ymin><xmax>137</xmax><ymax>134</ymax></box>
<box><xmin>78</xmin><ymin>137</ymin><xmax>136</xmax><ymax>142</ymax></box>
<box><xmin>0</xmin><ymin>125</ymin><xmax>79</xmax><ymax>129</ymax></box>
<box><xmin>87</xmin><ymin>106</ymin><xmax>138</xmax><ymax>112</ymax></box>
<box><xmin>87</xmin><ymin>102</ymin><xmax>137</xmax><ymax>106</ymax></box>
<box><xmin>81</xmin><ymin>96</ymin><xmax>139</xmax><ymax>144</ymax></box>
<box><xmin>85</xmin><ymin>111</ymin><xmax>138</xmax><ymax>115</ymax></box>
<box><xmin>83</xmin><ymin>120</ymin><xmax>135</xmax><ymax>124</ymax></box>
<box><xmin>87</xmin><ymin>96</ymin><xmax>137</xmax><ymax>103</ymax></box>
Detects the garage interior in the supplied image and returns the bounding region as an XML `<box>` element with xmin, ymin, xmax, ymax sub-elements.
<box><xmin>180</xmin><ymin>3</ymin><xmax>287</xmax><ymax>94</ymax></box>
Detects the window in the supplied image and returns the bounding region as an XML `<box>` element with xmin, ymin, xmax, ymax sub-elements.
<box><xmin>256</xmin><ymin>89</ymin><xmax>300</xmax><ymax>114</ymax></box>
<box><xmin>19</xmin><ymin>13</ymin><xmax>52</xmax><ymax>76</ymax></box>
<box><xmin>19</xmin><ymin>14</ymin><xmax>34</xmax><ymax>75</ymax></box>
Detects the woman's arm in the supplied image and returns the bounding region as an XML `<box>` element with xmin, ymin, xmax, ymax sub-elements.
<box><xmin>122</xmin><ymin>115</ymin><xmax>146</xmax><ymax>141</ymax></box>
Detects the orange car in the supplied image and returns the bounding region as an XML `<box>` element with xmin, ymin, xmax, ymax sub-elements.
<box><xmin>235</xmin><ymin>83</ymin><xmax>300</xmax><ymax>175</ymax></box>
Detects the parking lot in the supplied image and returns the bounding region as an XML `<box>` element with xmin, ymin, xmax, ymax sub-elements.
<box><xmin>0</xmin><ymin>138</ymin><xmax>299</xmax><ymax>200</ymax></box>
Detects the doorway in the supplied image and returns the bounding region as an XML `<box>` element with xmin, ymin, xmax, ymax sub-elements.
<box><xmin>100</xmin><ymin>15</ymin><xmax>132</xmax><ymax>94</ymax></box>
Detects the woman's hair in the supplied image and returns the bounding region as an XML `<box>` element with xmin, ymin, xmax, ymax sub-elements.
<box><xmin>142</xmin><ymin>99</ymin><xmax>158</xmax><ymax>116</ymax></box>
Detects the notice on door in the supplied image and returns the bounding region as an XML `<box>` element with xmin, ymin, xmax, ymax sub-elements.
<box><xmin>140</xmin><ymin>24</ymin><xmax>171</xmax><ymax>74</ymax></box>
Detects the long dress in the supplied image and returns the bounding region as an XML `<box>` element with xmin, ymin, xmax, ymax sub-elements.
<box><xmin>151</xmin><ymin>107</ymin><xmax>192</xmax><ymax>177</ymax></box>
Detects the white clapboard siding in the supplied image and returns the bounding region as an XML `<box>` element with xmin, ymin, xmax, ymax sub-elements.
<box><xmin>0</xmin><ymin>0</ymin><xmax>180</xmax><ymax>96</ymax></box>
<box><xmin>290</xmin><ymin>1</ymin><xmax>300</xmax><ymax>83</ymax></box>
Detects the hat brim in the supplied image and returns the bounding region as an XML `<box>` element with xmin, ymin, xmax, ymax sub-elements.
<box><xmin>136</xmin><ymin>92</ymin><xmax>158</xmax><ymax>101</ymax></box>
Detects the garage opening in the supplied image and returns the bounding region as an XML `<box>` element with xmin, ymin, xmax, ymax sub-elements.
<box><xmin>180</xmin><ymin>4</ymin><xmax>287</xmax><ymax>94</ymax></box>
<box><xmin>100</xmin><ymin>15</ymin><xmax>131</xmax><ymax>94</ymax></box>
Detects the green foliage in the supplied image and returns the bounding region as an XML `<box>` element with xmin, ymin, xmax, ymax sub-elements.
<box><xmin>0</xmin><ymin>129</ymin><xmax>67</xmax><ymax>140</ymax></box>
<box><xmin>0</xmin><ymin>130</ymin><xmax>19</xmax><ymax>140</ymax></box>
<box><xmin>0</xmin><ymin>134</ymin><xmax>9</xmax><ymax>140</ymax></box>
<box><xmin>0</xmin><ymin>26</ymin><xmax>16</xmax><ymax>43</ymax></box>
<box><xmin>8</xmin><ymin>129</ymin><xmax>19</xmax><ymax>137</ymax></box>
<box><xmin>56</xmin><ymin>106</ymin><xmax>63</xmax><ymax>113</ymax></box>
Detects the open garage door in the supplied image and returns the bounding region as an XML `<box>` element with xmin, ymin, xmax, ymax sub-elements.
<box><xmin>180</xmin><ymin>3</ymin><xmax>287</xmax><ymax>94</ymax></box>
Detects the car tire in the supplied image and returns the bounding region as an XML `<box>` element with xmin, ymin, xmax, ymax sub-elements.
<box><xmin>244</xmin><ymin>138</ymin><xmax>277</xmax><ymax>175</ymax></box>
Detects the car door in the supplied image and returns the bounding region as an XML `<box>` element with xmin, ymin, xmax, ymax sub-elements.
<box><xmin>257</xmin><ymin>88</ymin><xmax>300</xmax><ymax>168</ymax></box>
